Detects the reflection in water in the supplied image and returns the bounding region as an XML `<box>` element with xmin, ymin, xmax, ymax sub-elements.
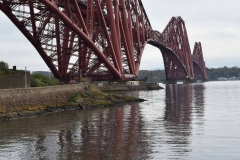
<box><xmin>193</xmin><ymin>84</ymin><xmax>205</xmax><ymax>118</ymax></box>
<box><xmin>162</xmin><ymin>84</ymin><xmax>206</xmax><ymax>158</ymax></box>
<box><xmin>0</xmin><ymin>83</ymin><xmax>210</xmax><ymax>160</ymax></box>
<box><xmin>164</xmin><ymin>84</ymin><xmax>193</xmax><ymax>157</ymax></box>
<box><xmin>192</xmin><ymin>84</ymin><xmax>205</xmax><ymax>135</ymax></box>
<box><xmin>0</xmin><ymin>103</ymin><xmax>153</xmax><ymax>159</ymax></box>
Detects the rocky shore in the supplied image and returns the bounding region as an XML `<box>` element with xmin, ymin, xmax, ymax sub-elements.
<box><xmin>0</xmin><ymin>86</ymin><xmax>146</xmax><ymax>121</ymax></box>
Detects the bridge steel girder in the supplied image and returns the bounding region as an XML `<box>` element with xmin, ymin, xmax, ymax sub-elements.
<box><xmin>0</xmin><ymin>0</ymin><xmax>155</xmax><ymax>81</ymax></box>
<box><xmin>148</xmin><ymin>40</ymin><xmax>189</xmax><ymax>82</ymax></box>
<box><xmin>0</xmin><ymin>0</ymin><xmax>207</xmax><ymax>82</ymax></box>
<box><xmin>192</xmin><ymin>42</ymin><xmax>208</xmax><ymax>80</ymax></box>
<box><xmin>0</xmin><ymin>0</ymin><xmax>125</xmax><ymax>81</ymax></box>
<box><xmin>147</xmin><ymin>17</ymin><xmax>195</xmax><ymax>82</ymax></box>
<box><xmin>161</xmin><ymin>17</ymin><xmax>194</xmax><ymax>80</ymax></box>
<box><xmin>0</xmin><ymin>1</ymin><xmax>62</xmax><ymax>80</ymax></box>
<box><xmin>193</xmin><ymin>61</ymin><xmax>206</xmax><ymax>81</ymax></box>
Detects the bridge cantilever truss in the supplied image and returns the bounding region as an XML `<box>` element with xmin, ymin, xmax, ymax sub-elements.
<box><xmin>149</xmin><ymin>17</ymin><xmax>195</xmax><ymax>82</ymax></box>
<box><xmin>0</xmin><ymin>0</ymin><xmax>207</xmax><ymax>82</ymax></box>
<box><xmin>192</xmin><ymin>42</ymin><xmax>207</xmax><ymax>80</ymax></box>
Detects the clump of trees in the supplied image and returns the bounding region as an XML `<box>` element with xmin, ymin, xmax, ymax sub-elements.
<box><xmin>0</xmin><ymin>61</ymin><xmax>9</xmax><ymax>75</ymax></box>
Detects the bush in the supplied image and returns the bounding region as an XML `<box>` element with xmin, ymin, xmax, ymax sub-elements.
<box><xmin>30</xmin><ymin>74</ymin><xmax>60</xmax><ymax>87</ymax></box>
<box><xmin>0</xmin><ymin>61</ymin><xmax>9</xmax><ymax>74</ymax></box>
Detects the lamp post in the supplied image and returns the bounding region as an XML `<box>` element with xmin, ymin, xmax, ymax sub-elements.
<box><xmin>80</xmin><ymin>70</ymin><xmax>82</xmax><ymax>82</ymax></box>
<box><xmin>151</xmin><ymin>70</ymin><xmax>153</xmax><ymax>83</ymax></box>
<box><xmin>49</xmin><ymin>68</ymin><xmax>51</xmax><ymax>79</ymax></box>
<box><xmin>25</xmin><ymin>67</ymin><xmax>27</xmax><ymax>88</ymax></box>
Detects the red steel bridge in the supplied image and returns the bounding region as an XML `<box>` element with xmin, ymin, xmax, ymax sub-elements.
<box><xmin>0</xmin><ymin>0</ymin><xmax>207</xmax><ymax>82</ymax></box>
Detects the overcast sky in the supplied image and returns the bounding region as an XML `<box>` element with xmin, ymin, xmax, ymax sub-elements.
<box><xmin>0</xmin><ymin>0</ymin><xmax>240</xmax><ymax>71</ymax></box>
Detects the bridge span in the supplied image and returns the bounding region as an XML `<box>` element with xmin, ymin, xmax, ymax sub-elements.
<box><xmin>0</xmin><ymin>0</ymin><xmax>207</xmax><ymax>82</ymax></box>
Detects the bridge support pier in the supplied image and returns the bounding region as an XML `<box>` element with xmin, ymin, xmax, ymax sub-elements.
<box><xmin>165</xmin><ymin>80</ymin><xmax>177</xmax><ymax>84</ymax></box>
<box><xmin>164</xmin><ymin>79</ymin><xmax>195</xmax><ymax>84</ymax></box>
<box><xmin>183</xmin><ymin>79</ymin><xmax>196</xmax><ymax>84</ymax></box>
<box><xmin>183</xmin><ymin>79</ymin><xmax>190</xmax><ymax>84</ymax></box>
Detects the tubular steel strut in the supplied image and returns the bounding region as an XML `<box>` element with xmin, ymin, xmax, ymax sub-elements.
<box><xmin>0</xmin><ymin>0</ymin><xmax>207</xmax><ymax>81</ymax></box>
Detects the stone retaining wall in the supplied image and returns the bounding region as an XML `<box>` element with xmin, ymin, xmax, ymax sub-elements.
<box><xmin>0</xmin><ymin>73</ymin><xmax>31</xmax><ymax>89</ymax></box>
<box><xmin>0</xmin><ymin>84</ymin><xmax>86</xmax><ymax>114</ymax></box>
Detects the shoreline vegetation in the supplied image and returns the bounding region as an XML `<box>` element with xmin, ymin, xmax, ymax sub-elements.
<box><xmin>0</xmin><ymin>85</ymin><xmax>146</xmax><ymax>121</ymax></box>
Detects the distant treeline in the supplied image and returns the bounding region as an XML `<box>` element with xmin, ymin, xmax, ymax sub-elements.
<box><xmin>138</xmin><ymin>66</ymin><xmax>240</xmax><ymax>82</ymax></box>
<box><xmin>207</xmin><ymin>66</ymin><xmax>240</xmax><ymax>80</ymax></box>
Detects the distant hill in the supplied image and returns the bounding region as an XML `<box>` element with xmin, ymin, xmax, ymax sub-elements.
<box><xmin>32</xmin><ymin>71</ymin><xmax>54</xmax><ymax>78</ymax></box>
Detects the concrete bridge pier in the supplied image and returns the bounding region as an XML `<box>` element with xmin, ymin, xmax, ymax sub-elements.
<box><xmin>165</xmin><ymin>80</ymin><xmax>177</xmax><ymax>84</ymax></box>
<box><xmin>182</xmin><ymin>78</ymin><xmax>198</xmax><ymax>84</ymax></box>
<box><xmin>183</xmin><ymin>79</ymin><xmax>192</xmax><ymax>84</ymax></box>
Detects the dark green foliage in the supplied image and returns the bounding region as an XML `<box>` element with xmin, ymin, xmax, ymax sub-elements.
<box><xmin>30</xmin><ymin>74</ymin><xmax>60</xmax><ymax>87</ymax></box>
<box><xmin>0</xmin><ymin>61</ymin><xmax>9</xmax><ymax>75</ymax></box>
<box><xmin>0</xmin><ymin>61</ymin><xmax>9</xmax><ymax>71</ymax></box>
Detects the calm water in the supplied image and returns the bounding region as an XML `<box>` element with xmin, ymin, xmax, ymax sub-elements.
<box><xmin>0</xmin><ymin>81</ymin><xmax>240</xmax><ymax>160</ymax></box>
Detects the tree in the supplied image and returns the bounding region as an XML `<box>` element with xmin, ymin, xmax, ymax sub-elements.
<box><xmin>0</xmin><ymin>61</ymin><xmax>9</xmax><ymax>71</ymax></box>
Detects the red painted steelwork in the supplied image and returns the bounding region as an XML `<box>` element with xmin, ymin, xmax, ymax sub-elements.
<box><xmin>0</xmin><ymin>0</ymin><xmax>207</xmax><ymax>82</ymax></box>
<box><xmin>192</xmin><ymin>42</ymin><xmax>207</xmax><ymax>80</ymax></box>
<box><xmin>148</xmin><ymin>40</ymin><xmax>189</xmax><ymax>81</ymax></box>
<box><xmin>161</xmin><ymin>17</ymin><xmax>194</xmax><ymax>80</ymax></box>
